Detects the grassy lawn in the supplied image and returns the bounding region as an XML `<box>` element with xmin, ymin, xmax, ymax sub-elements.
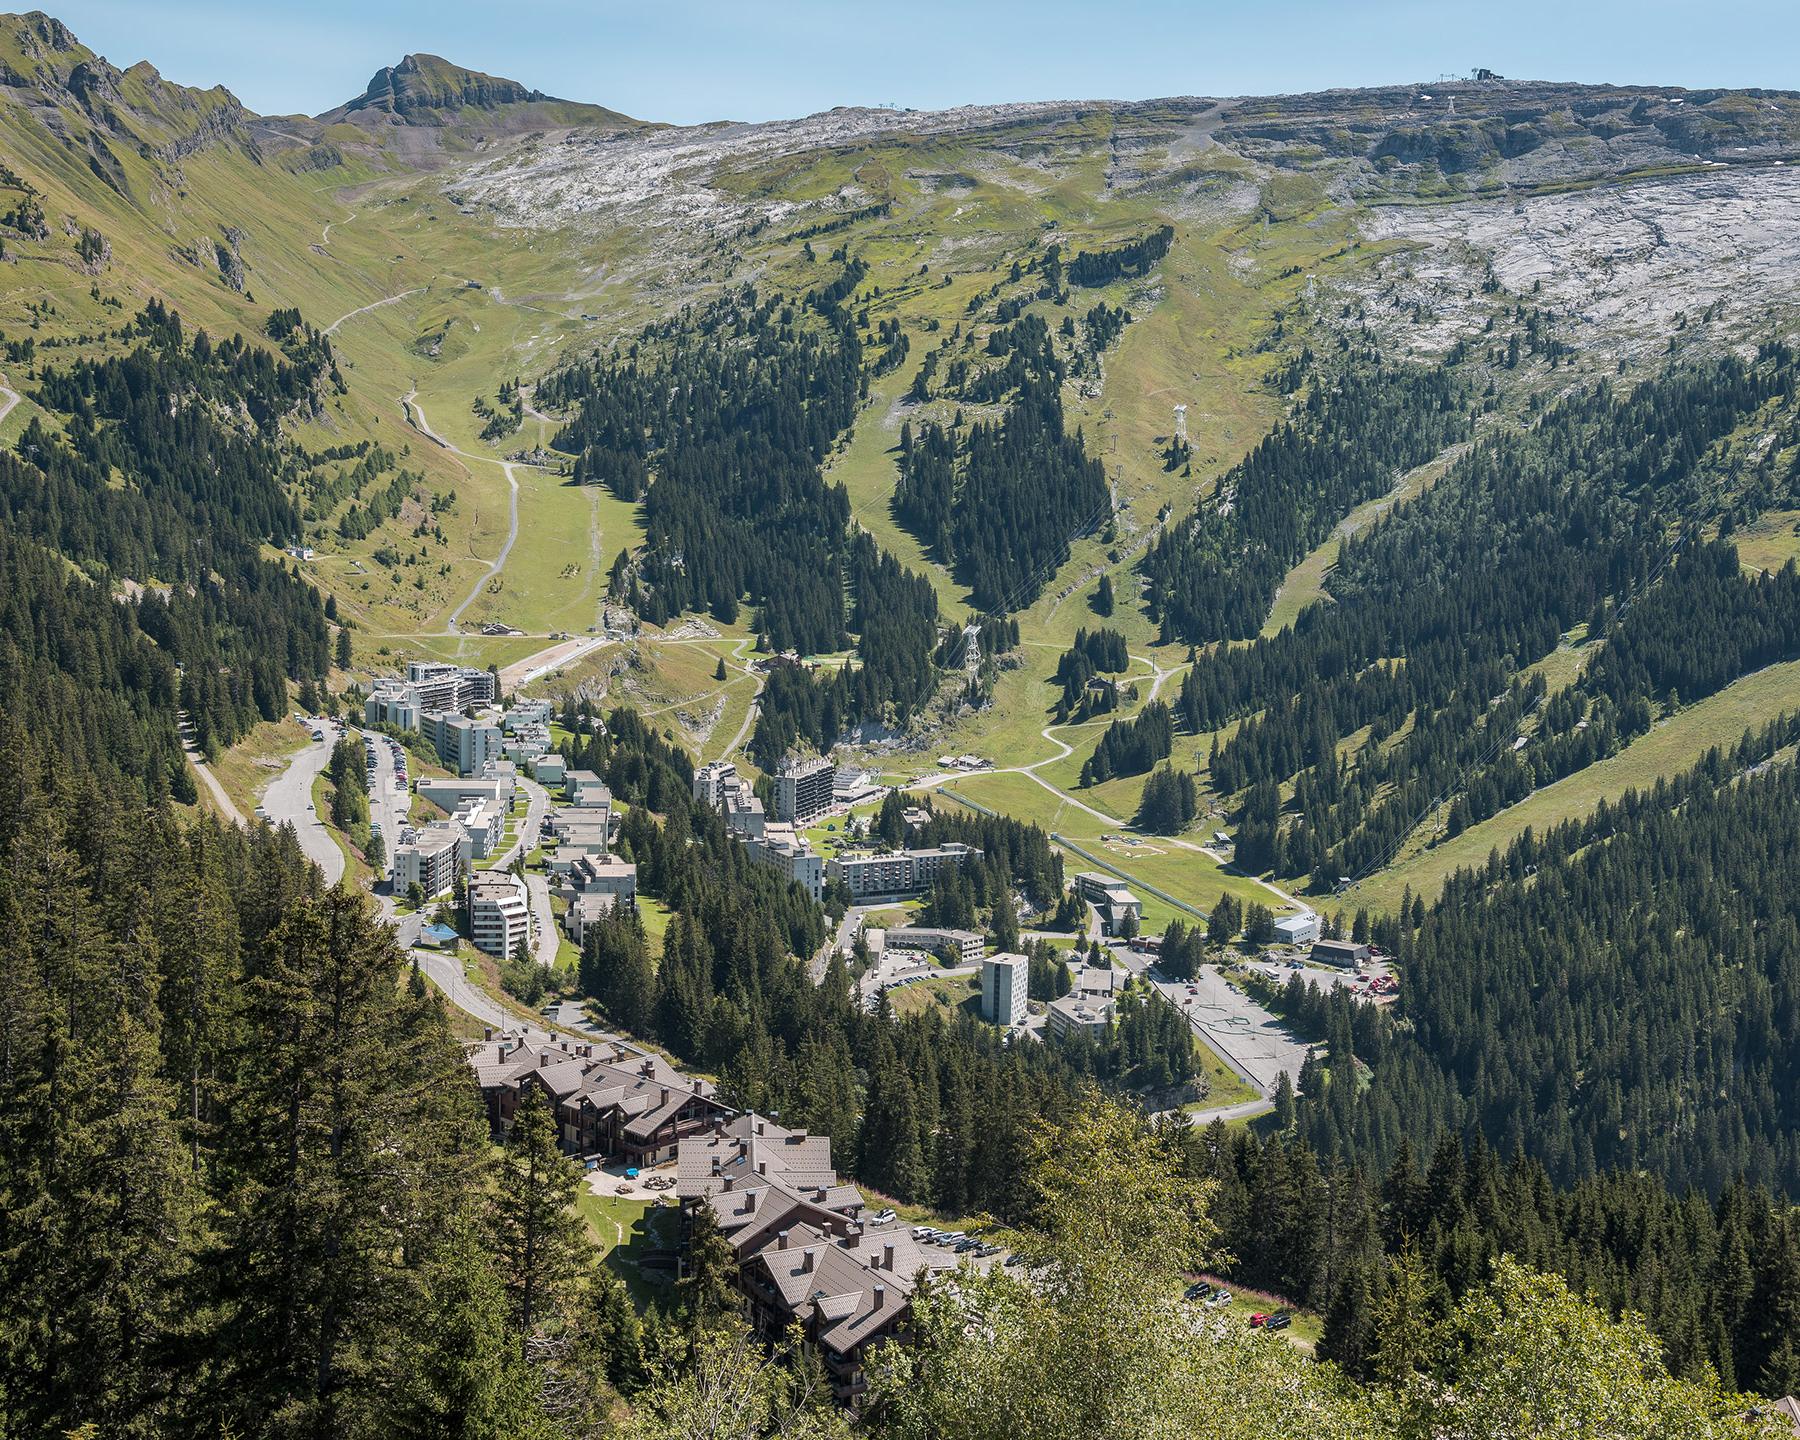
<box><xmin>939</xmin><ymin>772</ymin><xmax>1287</xmax><ymax>929</ymax></box>
<box><xmin>1189</xmin><ymin>1035</ymin><xmax>1262</xmax><ymax>1110</ymax></box>
<box><xmin>577</xmin><ymin>1191</ymin><xmax>681</xmax><ymax>1308</ymax></box>
<box><xmin>1735</xmin><ymin>508</ymin><xmax>1800</xmax><ymax>576</ymax></box>
<box><xmin>1353</xmin><ymin>657</ymin><xmax>1800</xmax><ymax>914</ymax></box>
<box><xmin>210</xmin><ymin>716</ymin><xmax>311</xmax><ymax>819</ymax></box>
<box><xmin>888</xmin><ymin>971</ymin><xmax>982</xmax><ymax>1019</ymax></box>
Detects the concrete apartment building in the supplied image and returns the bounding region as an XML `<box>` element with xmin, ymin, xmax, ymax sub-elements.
<box><xmin>566</xmin><ymin>770</ymin><xmax>611</xmax><ymax>808</ymax></box>
<box><xmin>421</xmin><ymin>712</ymin><xmax>505</xmax><ymax>777</ymax></box>
<box><xmin>694</xmin><ymin>760</ymin><xmax>820</xmax><ymax>896</ymax></box>
<box><xmin>560</xmin><ymin>858</ymin><xmax>641</xmax><ymax>946</ymax></box>
<box><xmin>1046</xmin><ymin>992</ymin><xmax>1115</xmax><ymax>1041</ymax></box>
<box><xmin>828</xmin><ymin>843</ymin><xmax>981</xmax><ymax>902</ymax></box>
<box><xmin>774</xmin><ymin>752</ymin><xmax>836</xmax><ymax>825</ymax></box>
<box><xmin>469</xmin><ymin>873</ymin><xmax>531</xmax><ymax>957</ymax></box>
<box><xmin>533</xmin><ymin>753</ymin><xmax>568</xmax><ymax>789</ymax></box>
<box><xmin>753</xmin><ymin>824</ymin><xmax>825</xmax><ymax>901</ymax></box>
<box><xmin>885</xmin><ymin>927</ymin><xmax>985</xmax><ymax>965</ymax></box>
<box><xmin>395</xmin><ymin>821</ymin><xmax>466</xmax><ymax>898</ymax></box>
<box><xmin>364</xmin><ymin>662</ymin><xmax>495</xmax><ymax>730</ymax></box>
<box><xmin>677</xmin><ymin>1114</ymin><xmax>958</xmax><ymax>1406</ymax></box>
<box><xmin>981</xmin><ymin>953</ymin><xmax>1029</xmax><ymax>1027</ymax></box>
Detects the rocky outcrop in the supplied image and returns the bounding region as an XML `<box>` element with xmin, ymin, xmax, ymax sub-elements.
<box><xmin>332</xmin><ymin>53</ymin><xmax>548</xmax><ymax>122</ymax></box>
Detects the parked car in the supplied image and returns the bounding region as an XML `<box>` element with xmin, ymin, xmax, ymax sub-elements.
<box><xmin>1183</xmin><ymin>1282</ymin><xmax>1209</xmax><ymax>1302</ymax></box>
<box><xmin>1207</xmin><ymin>1289</ymin><xmax>1233</xmax><ymax>1308</ymax></box>
<box><xmin>1265</xmin><ymin>1310</ymin><xmax>1293</xmax><ymax>1332</ymax></box>
<box><xmin>1003</xmin><ymin>1254</ymin><xmax>1024</xmax><ymax>1267</ymax></box>
<box><xmin>912</xmin><ymin>1227</ymin><xmax>938</xmax><ymax>1240</ymax></box>
<box><xmin>869</xmin><ymin>1208</ymin><xmax>896</xmax><ymax>1225</ymax></box>
<box><xmin>954</xmin><ymin>1239</ymin><xmax>979</xmax><ymax>1253</ymax></box>
<box><xmin>1248</xmin><ymin>1312</ymin><xmax>1268</xmax><ymax>1328</ymax></box>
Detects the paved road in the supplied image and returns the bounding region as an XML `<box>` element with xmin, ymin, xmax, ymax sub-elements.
<box><xmin>0</xmin><ymin>370</ymin><xmax>20</xmax><ymax>428</ymax></box>
<box><xmin>501</xmin><ymin>635</ymin><xmax>612</xmax><ymax>690</ymax></box>
<box><xmin>487</xmin><ymin>774</ymin><xmax>549</xmax><ymax>872</ymax></box>
<box><xmin>415</xmin><ymin>950</ymin><xmax>545</xmax><ymax>1036</ymax></box>
<box><xmin>177</xmin><ymin>712</ymin><xmax>249</xmax><ymax>828</ymax></box>
<box><xmin>526</xmin><ymin>873</ymin><xmax>560</xmax><ymax>968</ymax></box>
<box><xmin>261</xmin><ymin>722</ymin><xmax>346</xmax><ymax>886</ymax></box>
<box><xmin>364</xmin><ymin>731</ymin><xmax>408</xmax><ymax>887</ymax></box>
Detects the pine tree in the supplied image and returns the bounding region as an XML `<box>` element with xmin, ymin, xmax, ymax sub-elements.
<box><xmin>1274</xmin><ymin>1071</ymin><xmax>1297</xmax><ymax>1131</ymax></box>
<box><xmin>494</xmin><ymin>1087</ymin><xmax>588</xmax><ymax>1355</ymax></box>
<box><xmin>681</xmin><ymin>1202</ymin><xmax>740</xmax><ymax>1335</ymax></box>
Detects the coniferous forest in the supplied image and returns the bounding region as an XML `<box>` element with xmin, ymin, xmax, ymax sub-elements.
<box><xmin>5</xmin><ymin>27</ymin><xmax>1800</xmax><ymax>1433</ymax></box>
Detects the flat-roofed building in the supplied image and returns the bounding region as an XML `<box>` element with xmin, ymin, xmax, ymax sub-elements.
<box><xmin>1312</xmin><ymin>938</ymin><xmax>1370</xmax><ymax>969</ymax></box>
<box><xmin>981</xmin><ymin>953</ymin><xmax>1029</xmax><ymax>1027</ymax></box>
<box><xmin>752</xmin><ymin>824</ymin><xmax>824</xmax><ymax>901</ymax></box>
<box><xmin>828</xmin><ymin>843</ymin><xmax>980</xmax><ymax>901</ymax></box>
<box><xmin>1073</xmin><ymin>871</ymin><xmax>1141</xmax><ymax>936</ymax></box>
<box><xmin>395</xmin><ymin>821</ymin><xmax>466</xmax><ymax>898</ymax></box>
<box><xmin>1274</xmin><ymin>913</ymin><xmax>1321</xmax><ymax>946</ymax></box>
<box><xmin>417</xmin><ymin>775</ymin><xmax>514</xmax><ymax>812</ymax></box>
<box><xmin>566</xmin><ymin>770</ymin><xmax>611</xmax><ymax>808</ymax></box>
<box><xmin>469</xmin><ymin>874</ymin><xmax>530</xmax><ymax>958</ymax></box>
<box><xmin>421</xmin><ymin>712</ymin><xmax>504</xmax><ymax>777</ymax></box>
<box><xmin>885</xmin><ymin>927</ymin><xmax>985</xmax><ymax>965</ymax></box>
<box><xmin>774</xmin><ymin>752</ymin><xmax>836</xmax><ymax>825</ymax></box>
<box><xmin>533</xmin><ymin>753</ymin><xmax>568</xmax><ymax>788</ymax></box>
<box><xmin>1046</xmin><ymin>992</ymin><xmax>1114</xmax><ymax>1041</ymax></box>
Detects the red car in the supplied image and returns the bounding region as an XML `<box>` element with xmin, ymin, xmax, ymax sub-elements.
<box><xmin>1248</xmin><ymin>1312</ymin><xmax>1268</xmax><ymax>1328</ymax></box>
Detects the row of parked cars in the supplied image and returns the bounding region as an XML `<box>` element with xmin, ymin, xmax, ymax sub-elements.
<box><xmin>912</xmin><ymin>1226</ymin><xmax>1007</xmax><ymax>1260</ymax></box>
<box><xmin>1182</xmin><ymin>1282</ymin><xmax>1294</xmax><ymax>1330</ymax></box>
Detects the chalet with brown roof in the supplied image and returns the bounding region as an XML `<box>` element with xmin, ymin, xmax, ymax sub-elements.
<box><xmin>469</xmin><ymin>1030</ymin><xmax>733</xmax><ymax>1165</ymax></box>
<box><xmin>675</xmin><ymin>1113</ymin><xmax>956</xmax><ymax>1405</ymax></box>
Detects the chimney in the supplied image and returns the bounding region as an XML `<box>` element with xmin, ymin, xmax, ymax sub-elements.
<box><xmin>778</xmin><ymin>1229</ymin><xmax>791</xmax><ymax>1250</ymax></box>
<box><xmin>713</xmin><ymin>1118</ymin><xmax>726</xmax><ymax>1136</ymax></box>
<box><xmin>484</xmin><ymin>1027</ymin><xmax>493</xmax><ymax>1042</ymax></box>
<box><xmin>745</xmin><ymin>1191</ymin><xmax>758</xmax><ymax>1213</ymax></box>
<box><xmin>882</xmin><ymin>1243</ymin><xmax>895</xmax><ymax>1271</ymax></box>
<box><xmin>873</xmin><ymin>1283</ymin><xmax>887</xmax><ymax>1308</ymax></box>
<box><xmin>815</xmin><ymin>1187</ymin><xmax>827</xmax><ymax>1201</ymax></box>
<box><xmin>723</xmin><ymin>1176</ymin><xmax>734</xmax><ymax>1191</ymax></box>
<box><xmin>757</xmin><ymin>1161</ymin><xmax>767</xmax><ymax>1176</ymax></box>
<box><xmin>540</xmin><ymin>1053</ymin><xmax>550</xmax><ymax>1068</ymax></box>
<box><xmin>801</xmin><ymin>1249</ymin><xmax>814</xmax><ymax>1273</ymax></box>
<box><xmin>661</xmin><ymin>1087</ymin><xmax>671</xmax><ymax>1105</ymax></box>
<box><xmin>755</xmin><ymin>1120</ymin><xmax>765</xmax><ymax>1136</ymax></box>
<box><xmin>711</xmin><ymin>1156</ymin><xmax>721</xmax><ymax>1175</ymax></box>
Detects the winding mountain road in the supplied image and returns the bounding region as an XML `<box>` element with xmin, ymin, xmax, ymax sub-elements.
<box><xmin>0</xmin><ymin>370</ymin><xmax>20</xmax><ymax>429</ymax></box>
<box><xmin>323</xmin><ymin>286</ymin><xmax>425</xmax><ymax>337</ymax></box>
<box><xmin>405</xmin><ymin>389</ymin><xmax>524</xmax><ymax>634</ymax></box>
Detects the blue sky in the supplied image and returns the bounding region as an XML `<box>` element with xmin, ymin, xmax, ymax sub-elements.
<box><xmin>38</xmin><ymin>0</ymin><xmax>1800</xmax><ymax>124</ymax></box>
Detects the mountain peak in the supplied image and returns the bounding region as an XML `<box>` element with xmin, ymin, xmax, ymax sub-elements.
<box><xmin>327</xmin><ymin>52</ymin><xmax>551</xmax><ymax>121</ymax></box>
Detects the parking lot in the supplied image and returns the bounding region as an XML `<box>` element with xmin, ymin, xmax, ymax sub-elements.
<box><xmin>1148</xmin><ymin>963</ymin><xmax>1313</xmax><ymax>1094</ymax></box>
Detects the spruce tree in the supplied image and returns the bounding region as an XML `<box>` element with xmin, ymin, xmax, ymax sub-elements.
<box><xmin>494</xmin><ymin>1087</ymin><xmax>588</xmax><ymax>1355</ymax></box>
